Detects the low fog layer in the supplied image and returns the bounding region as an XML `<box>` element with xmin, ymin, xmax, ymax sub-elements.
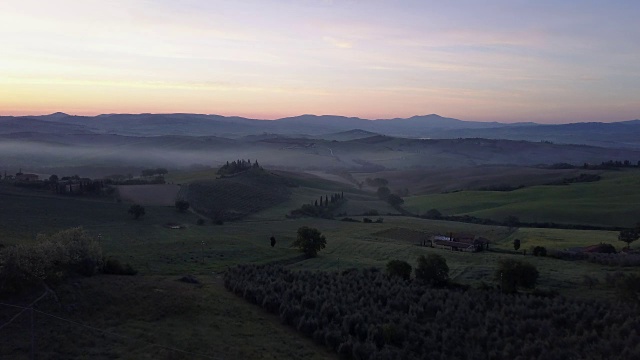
<box><xmin>3</xmin><ymin>133</ymin><xmax>640</xmax><ymax>178</ymax></box>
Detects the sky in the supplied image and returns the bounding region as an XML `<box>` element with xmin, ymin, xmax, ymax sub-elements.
<box><xmin>0</xmin><ymin>0</ymin><xmax>638</xmax><ymax>123</ymax></box>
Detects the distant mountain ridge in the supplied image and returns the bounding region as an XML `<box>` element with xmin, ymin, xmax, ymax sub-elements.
<box><xmin>2</xmin><ymin>112</ymin><xmax>640</xmax><ymax>148</ymax></box>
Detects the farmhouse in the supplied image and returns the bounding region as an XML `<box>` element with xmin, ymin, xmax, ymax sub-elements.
<box><xmin>15</xmin><ymin>172</ymin><xmax>39</xmax><ymax>182</ymax></box>
<box><xmin>431</xmin><ymin>233</ymin><xmax>490</xmax><ymax>252</ymax></box>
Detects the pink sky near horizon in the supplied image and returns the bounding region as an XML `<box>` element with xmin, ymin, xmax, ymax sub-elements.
<box><xmin>1</xmin><ymin>0</ymin><xmax>638</xmax><ymax>124</ymax></box>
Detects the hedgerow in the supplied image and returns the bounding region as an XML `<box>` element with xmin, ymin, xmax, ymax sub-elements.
<box><xmin>225</xmin><ymin>264</ymin><xmax>640</xmax><ymax>360</ymax></box>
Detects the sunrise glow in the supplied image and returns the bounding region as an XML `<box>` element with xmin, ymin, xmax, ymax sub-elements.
<box><xmin>1</xmin><ymin>0</ymin><xmax>638</xmax><ymax>123</ymax></box>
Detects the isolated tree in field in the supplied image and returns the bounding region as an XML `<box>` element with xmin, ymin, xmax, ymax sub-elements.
<box><xmin>386</xmin><ymin>260</ymin><xmax>412</xmax><ymax>281</ymax></box>
<box><xmin>618</xmin><ymin>229</ymin><xmax>639</xmax><ymax>249</ymax></box>
<box><xmin>175</xmin><ymin>200</ymin><xmax>190</xmax><ymax>213</ymax></box>
<box><xmin>513</xmin><ymin>239</ymin><xmax>521</xmax><ymax>251</ymax></box>
<box><xmin>128</xmin><ymin>204</ymin><xmax>145</xmax><ymax>220</ymax></box>
<box><xmin>496</xmin><ymin>258</ymin><xmax>538</xmax><ymax>293</ymax></box>
<box><xmin>293</xmin><ymin>226</ymin><xmax>326</xmax><ymax>258</ymax></box>
<box><xmin>415</xmin><ymin>254</ymin><xmax>449</xmax><ymax>286</ymax></box>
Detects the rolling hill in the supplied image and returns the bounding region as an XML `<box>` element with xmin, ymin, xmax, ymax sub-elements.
<box><xmin>3</xmin><ymin>112</ymin><xmax>640</xmax><ymax>148</ymax></box>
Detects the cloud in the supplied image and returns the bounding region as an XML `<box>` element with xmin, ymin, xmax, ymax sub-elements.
<box><xmin>323</xmin><ymin>36</ymin><xmax>353</xmax><ymax>49</ymax></box>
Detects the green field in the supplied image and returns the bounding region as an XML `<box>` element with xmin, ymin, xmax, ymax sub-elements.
<box><xmin>404</xmin><ymin>170</ymin><xmax>640</xmax><ymax>228</ymax></box>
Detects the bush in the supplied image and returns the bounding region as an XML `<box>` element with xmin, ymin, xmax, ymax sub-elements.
<box><xmin>103</xmin><ymin>258</ymin><xmax>137</xmax><ymax>275</ymax></box>
<box><xmin>415</xmin><ymin>254</ymin><xmax>449</xmax><ymax>286</ymax></box>
<box><xmin>175</xmin><ymin>200</ymin><xmax>190</xmax><ymax>212</ymax></box>
<box><xmin>363</xmin><ymin>218</ymin><xmax>373</xmax><ymax>223</ymax></box>
<box><xmin>0</xmin><ymin>227</ymin><xmax>103</xmax><ymax>294</ymax></box>
<box><xmin>533</xmin><ymin>246</ymin><xmax>547</xmax><ymax>257</ymax></box>
<box><xmin>196</xmin><ymin>218</ymin><xmax>205</xmax><ymax>225</ymax></box>
<box><xmin>386</xmin><ymin>260</ymin><xmax>412</xmax><ymax>281</ymax></box>
<box><xmin>128</xmin><ymin>204</ymin><xmax>145</xmax><ymax>220</ymax></box>
<box><xmin>496</xmin><ymin>258</ymin><xmax>539</xmax><ymax>293</ymax></box>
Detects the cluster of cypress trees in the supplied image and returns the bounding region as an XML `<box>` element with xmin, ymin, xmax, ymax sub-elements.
<box><xmin>225</xmin><ymin>264</ymin><xmax>640</xmax><ymax>360</ymax></box>
<box><xmin>289</xmin><ymin>192</ymin><xmax>346</xmax><ymax>219</ymax></box>
<box><xmin>217</xmin><ymin>159</ymin><xmax>260</xmax><ymax>175</ymax></box>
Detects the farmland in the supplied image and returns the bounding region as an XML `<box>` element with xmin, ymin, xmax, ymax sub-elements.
<box><xmin>2</xmin><ymin>165</ymin><xmax>640</xmax><ymax>359</ymax></box>
<box><xmin>116</xmin><ymin>184</ymin><xmax>181</xmax><ymax>206</ymax></box>
<box><xmin>404</xmin><ymin>170</ymin><xmax>640</xmax><ymax>228</ymax></box>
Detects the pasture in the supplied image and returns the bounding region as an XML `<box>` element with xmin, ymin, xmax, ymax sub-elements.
<box><xmin>1</xmin><ymin>183</ymin><xmax>632</xmax><ymax>300</ymax></box>
<box><xmin>116</xmin><ymin>184</ymin><xmax>181</xmax><ymax>206</ymax></box>
<box><xmin>404</xmin><ymin>170</ymin><xmax>640</xmax><ymax>228</ymax></box>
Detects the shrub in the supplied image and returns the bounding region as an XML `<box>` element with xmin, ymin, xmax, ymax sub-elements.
<box><xmin>363</xmin><ymin>218</ymin><xmax>373</xmax><ymax>223</ymax></box>
<box><xmin>196</xmin><ymin>218</ymin><xmax>205</xmax><ymax>225</ymax></box>
<box><xmin>533</xmin><ymin>246</ymin><xmax>547</xmax><ymax>257</ymax></box>
<box><xmin>128</xmin><ymin>204</ymin><xmax>145</xmax><ymax>220</ymax></box>
<box><xmin>0</xmin><ymin>227</ymin><xmax>103</xmax><ymax>294</ymax></box>
<box><xmin>616</xmin><ymin>274</ymin><xmax>640</xmax><ymax>302</ymax></box>
<box><xmin>175</xmin><ymin>200</ymin><xmax>190</xmax><ymax>212</ymax></box>
<box><xmin>496</xmin><ymin>258</ymin><xmax>539</xmax><ymax>293</ymax></box>
<box><xmin>386</xmin><ymin>260</ymin><xmax>412</xmax><ymax>281</ymax></box>
<box><xmin>415</xmin><ymin>254</ymin><xmax>449</xmax><ymax>286</ymax></box>
<box><xmin>103</xmin><ymin>258</ymin><xmax>137</xmax><ymax>275</ymax></box>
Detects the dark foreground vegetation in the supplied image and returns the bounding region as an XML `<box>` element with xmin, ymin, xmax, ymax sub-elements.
<box><xmin>225</xmin><ymin>264</ymin><xmax>640</xmax><ymax>360</ymax></box>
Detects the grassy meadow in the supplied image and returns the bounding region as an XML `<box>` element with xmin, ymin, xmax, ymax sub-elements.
<box><xmin>404</xmin><ymin>169</ymin><xmax>640</xmax><ymax>228</ymax></box>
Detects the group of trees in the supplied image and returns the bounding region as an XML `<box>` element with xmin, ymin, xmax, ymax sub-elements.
<box><xmin>141</xmin><ymin>168</ymin><xmax>168</xmax><ymax>177</ymax></box>
<box><xmin>419</xmin><ymin>208</ymin><xmax>623</xmax><ymax>231</ymax></box>
<box><xmin>289</xmin><ymin>192</ymin><xmax>346</xmax><ymax>219</ymax></box>
<box><xmin>385</xmin><ymin>254</ymin><xmax>450</xmax><ymax>286</ymax></box>
<box><xmin>376</xmin><ymin>186</ymin><xmax>404</xmax><ymax>207</ymax></box>
<box><xmin>217</xmin><ymin>159</ymin><xmax>261</xmax><ymax>176</ymax></box>
<box><xmin>225</xmin><ymin>264</ymin><xmax>640</xmax><ymax>359</ymax></box>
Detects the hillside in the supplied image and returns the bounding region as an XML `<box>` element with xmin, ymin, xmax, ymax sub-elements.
<box><xmin>185</xmin><ymin>168</ymin><xmax>296</xmax><ymax>221</ymax></box>
<box><xmin>3</xmin><ymin>112</ymin><xmax>640</xmax><ymax>148</ymax></box>
<box><xmin>403</xmin><ymin>170</ymin><xmax>640</xmax><ymax>228</ymax></box>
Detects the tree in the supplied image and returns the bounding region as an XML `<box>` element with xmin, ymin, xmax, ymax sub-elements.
<box><xmin>270</xmin><ymin>236</ymin><xmax>276</xmax><ymax>247</ymax></box>
<box><xmin>504</xmin><ymin>215</ymin><xmax>520</xmax><ymax>227</ymax></box>
<box><xmin>293</xmin><ymin>226</ymin><xmax>326</xmax><ymax>258</ymax></box>
<box><xmin>618</xmin><ymin>229</ymin><xmax>639</xmax><ymax>249</ymax></box>
<box><xmin>495</xmin><ymin>259</ymin><xmax>539</xmax><ymax>293</ymax></box>
<box><xmin>513</xmin><ymin>239</ymin><xmax>521</xmax><ymax>251</ymax></box>
<box><xmin>175</xmin><ymin>200</ymin><xmax>190</xmax><ymax>213</ymax></box>
<box><xmin>128</xmin><ymin>204</ymin><xmax>145</xmax><ymax>220</ymax></box>
<box><xmin>386</xmin><ymin>260</ymin><xmax>412</xmax><ymax>281</ymax></box>
<box><xmin>424</xmin><ymin>209</ymin><xmax>442</xmax><ymax>219</ymax></box>
<box><xmin>415</xmin><ymin>254</ymin><xmax>449</xmax><ymax>286</ymax></box>
<box><xmin>386</xmin><ymin>194</ymin><xmax>404</xmax><ymax>206</ymax></box>
<box><xmin>49</xmin><ymin>174</ymin><xmax>59</xmax><ymax>182</ymax></box>
<box><xmin>376</xmin><ymin>186</ymin><xmax>391</xmax><ymax>200</ymax></box>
